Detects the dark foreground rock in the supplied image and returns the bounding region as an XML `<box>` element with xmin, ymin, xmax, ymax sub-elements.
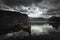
<box><xmin>0</xmin><ymin>10</ymin><xmax>31</xmax><ymax>36</ymax></box>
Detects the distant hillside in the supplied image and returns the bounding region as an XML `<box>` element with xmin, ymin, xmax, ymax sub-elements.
<box><xmin>29</xmin><ymin>17</ymin><xmax>48</xmax><ymax>25</ymax></box>
<box><xmin>29</xmin><ymin>17</ymin><xmax>48</xmax><ymax>21</ymax></box>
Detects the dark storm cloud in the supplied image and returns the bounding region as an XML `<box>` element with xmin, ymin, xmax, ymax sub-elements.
<box><xmin>46</xmin><ymin>9</ymin><xmax>60</xmax><ymax>17</ymax></box>
<box><xmin>48</xmin><ymin>0</ymin><xmax>60</xmax><ymax>5</ymax></box>
<box><xmin>37</xmin><ymin>0</ymin><xmax>60</xmax><ymax>9</ymax></box>
<box><xmin>46</xmin><ymin>0</ymin><xmax>60</xmax><ymax>8</ymax></box>
<box><xmin>0</xmin><ymin>0</ymin><xmax>60</xmax><ymax>18</ymax></box>
<box><xmin>0</xmin><ymin>0</ymin><xmax>60</xmax><ymax>9</ymax></box>
<box><xmin>2</xmin><ymin>0</ymin><xmax>42</xmax><ymax>6</ymax></box>
<box><xmin>39</xmin><ymin>0</ymin><xmax>60</xmax><ymax>17</ymax></box>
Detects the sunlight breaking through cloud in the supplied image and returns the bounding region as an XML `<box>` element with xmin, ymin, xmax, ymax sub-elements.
<box><xmin>20</xmin><ymin>4</ymin><xmax>48</xmax><ymax>18</ymax></box>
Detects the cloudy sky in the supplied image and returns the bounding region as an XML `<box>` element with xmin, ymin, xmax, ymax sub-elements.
<box><xmin>0</xmin><ymin>0</ymin><xmax>60</xmax><ymax>18</ymax></box>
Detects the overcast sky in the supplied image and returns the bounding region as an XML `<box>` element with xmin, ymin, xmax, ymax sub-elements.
<box><xmin>0</xmin><ymin>0</ymin><xmax>60</xmax><ymax>18</ymax></box>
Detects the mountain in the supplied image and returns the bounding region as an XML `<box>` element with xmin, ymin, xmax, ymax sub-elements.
<box><xmin>29</xmin><ymin>17</ymin><xmax>48</xmax><ymax>21</ymax></box>
<box><xmin>29</xmin><ymin>17</ymin><xmax>48</xmax><ymax>25</ymax></box>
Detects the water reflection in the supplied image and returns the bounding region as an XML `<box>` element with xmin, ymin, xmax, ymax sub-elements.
<box><xmin>31</xmin><ymin>24</ymin><xmax>54</xmax><ymax>35</ymax></box>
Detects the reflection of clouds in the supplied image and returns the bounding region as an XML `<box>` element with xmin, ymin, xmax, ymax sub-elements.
<box><xmin>31</xmin><ymin>24</ymin><xmax>53</xmax><ymax>35</ymax></box>
<box><xmin>31</xmin><ymin>26</ymin><xmax>43</xmax><ymax>35</ymax></box>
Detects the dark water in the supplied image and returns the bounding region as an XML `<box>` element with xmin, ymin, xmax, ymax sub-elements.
<box><xmin>0</xmin><ymin>22</ymin><xmax>60</xmax><ymax>40</ymax></box>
